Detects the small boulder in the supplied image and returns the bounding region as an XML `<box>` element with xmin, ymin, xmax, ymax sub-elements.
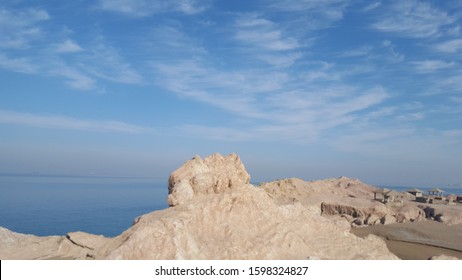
<box><xmin>428</xmin><ymin>254</ymin><xmax>459</xmax><ymax>260</ymax></box>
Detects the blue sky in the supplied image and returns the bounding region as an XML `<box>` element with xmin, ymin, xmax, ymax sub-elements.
<box><xmin>1</xmin><ymin>0</ymin><xmax>461</xmax><ymax>186</ymax></box>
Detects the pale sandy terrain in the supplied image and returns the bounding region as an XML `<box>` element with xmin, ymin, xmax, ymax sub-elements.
<box><xmin>351</xmin><ymin>220</ymin><xmax>462</xmax><ymax>259</ymax></box>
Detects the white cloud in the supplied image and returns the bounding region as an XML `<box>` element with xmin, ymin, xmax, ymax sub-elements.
<box><xmin>381</xmin><ymin>40</ymin><xmax>405</xmax><ymax>62</ymax></box>
<box><xmin>268</xmin><ymin>0</ymin><xmax>349</xmax><ymax>21</ymax></box>
<box><xmin>0</xmin><ymin>109</ymin><xmax>150</xmax><ymax>134</ymax></box>
<box><xmin>434</xmin><ymin>39</ymin><xmax>462</xmax><ymax>53</ymax></box>
<box><xmin>153</xmin><ymin>57</ymin><xmax>390</xmax><ymax>142</ymax></box>
<box><xmin>372</xmin><ymin>0</ymin><xmax>455</xmax><ymax>38</ymax></box>
<box><xmin>55</xmin><ymin>40</ymin><xmax>83</xmax><ymax>53</ymax></box>
<box><xmin>363</xmin><ymin>2</ymin><xmax>381</xmax><ymax>12</ymax></box>
<box><xmin>0</xmin><ymin>53</ymin><xmax>37</xmax><ymax>73</ymax></box>
<box><xmin>0</xmin><ymin>8</ymin><xmax>49</xmax><ymax>49</ymax></box>
<box><xmin>339</xmin><ymin>45</ymin><xmax>374</xmax><ymax>57</ymax></box>
<box><xmin>234</xmin><ymin>15</ymin><xmax>301</xmax><ymax>51</ymax></box>
<box><xmin>395</xmin><ymin>112</ymin><xmax>425</xmax><ymax>122</ymax></box>
<box><xmin>98</xmin><ymin>0</ymin><xmax>209</xmax><ymax>16</ymax></box>
<box><xmin>258</xmin><ymin>52</ymin><xmax>303</xmax><ymax>68</ymax></box>
<box><xmin>411</xmin><ymin>60</ymin><xmax>455</xmax><ymax>73</ymax></box>
<box><xmin>232</xmin><ymin>14</ymin><xmax>305</xmax><ymax>67</ymax></box>
<box><xmin>49</xmin><ymin>63</ymin><xmax>97</xmax><ymax>90</ymax></box>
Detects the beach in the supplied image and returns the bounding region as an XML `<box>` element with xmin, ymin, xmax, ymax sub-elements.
<box><xmin>351</xmin><ymin>220</ymin><xmax>462</xmax><ymax>259</ymax></box>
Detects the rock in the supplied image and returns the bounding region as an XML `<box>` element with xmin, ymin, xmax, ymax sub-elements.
<box><xmin>320</xmin><ymin>199</ymin><xmax>389</xmax><ymax>224</ymax></box>
<box><xmin>381</xmin><ymin>214</ymin><xmax>395</xmax><ymax>225</ymax></box>
<box><xmin>0</xmin><ymin>227</ymin><xmax>109</xmax><ymax>260</ymax></box>
<box><xmin>341</xmin><ymin>214</ymin><xmax>354</xmax><ymax>223</ymax></box>
<box><xmin>428</xmin><ymin>254</ymin><xmax>459</xmax><ymax>260</ymax></box>
<box><xmin>0</xmin><ymin>154</ymin><xmax>404</xmax><ymax>260</ymax></box>
<box><xmin>434</xmin><ymin>214</ymin><xmax>446</xmax><ymax>223</ymax></box>
<box><xmin>100</xmin><ymin>185</ymin><xmax>396</xmax><ymax>259</ymax></box>
<box><xmin>167</xmin><ymin>153</ymin><xmax>250</xmax><ymax>206</ymax></box>
<box><xmin>66</xmin><ymin>232</ymin><xmax>109</xmax><ymax>251</ymax></box>
<box><xmin>352</xmin><ymin>218</ymin><xmax>364</xmax><ymax>226</ymax></box>
<box><xmin>393</xmin><ymin>205</ymin><xmax>425</xmax><ymax>223</ymax></box>
<box><xmin>95</xmin><ymin>154</ymin><xmax>397</xmax><ymax>259</ymax></box>
<box><xmin>365</xmin><ymin>214</ymin><xmax>381</xmax><ymax>225</ymax></box>
<box><xmin>422</xmin><ymin>206</ymin><xmax>436</xmax><ymax>219</ymax></box>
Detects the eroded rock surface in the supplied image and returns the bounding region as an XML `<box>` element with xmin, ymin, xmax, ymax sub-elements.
<box><xmin>0</xmin><ymin>227</ymin><xmax>109</xmax><ymax>259</ymax></box>
<box><xmin>5</xmin><ymin>153</ymin><xmax>460</xmax><ymax>260</ymax></box>
<box><xmin>167</xmin><ymin>153</ymin><xmax>250</xmax><ymax>206</ymax></box>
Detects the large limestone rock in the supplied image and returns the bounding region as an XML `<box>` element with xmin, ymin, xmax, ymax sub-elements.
<box><xmin>167</xmin><ymin>153</ymin><xmax>250</xmax><ymax>206</ymax></box>
<box><xmin>96</xmin><ymin>154</ymin><xmax>396</xmax><ymax>259</ymax></box>
<box><xmin>100</xmin><ymin>184</ymin><xmax>396</xmax><ymax>259</ymax></box>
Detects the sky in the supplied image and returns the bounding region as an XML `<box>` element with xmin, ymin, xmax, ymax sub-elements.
<box><xmin>1</xmin><ymin>0</ymin><xmax>461</xmax><ymax>186</ymax></box>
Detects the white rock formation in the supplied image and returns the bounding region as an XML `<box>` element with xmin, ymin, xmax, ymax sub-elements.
<box><xmin>167</xmin><ymin>153</ymin><xmax>250</xmax><ymax>206</ymax></box>
<box><xmin>6</xmin><ymin>153</ymin><xmax>444</xmax><ymax>259</ymax></box>
<box><xmin>0</xmin><ymin>227</ymin><xmax>108</xmax><ymax>259</ymax></box>
<box><xmin>95</xmin><ymin>154</ymin><xmax>397</xmax><ymax>259</ymax></box>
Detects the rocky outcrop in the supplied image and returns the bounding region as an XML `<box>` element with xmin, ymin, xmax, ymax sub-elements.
<box><xmin>99</xmin><ymin>185</ymin><xmax>396</xmax><ymax>259</ymax></box>
<box><xmin>92</xmin><ymin>154</ymin><xmax>395</xmax><ymax>259</ymax></box>
<box><xmin>0</xmin><ymin>227</ymin><xmax>109</xmax><ymax>259</ymax></box>
<box><xmin>167</xmin><ymin>153</ymin><xmax>250</xmax><ymax>206</ymax></box>
<box><xmin>419</xmin><ymin>205</ymin><xmax>462</xmax><ymax>225</ymax></box>
<box><xmin>261</xmin><ymin>176</ymin><xmax>429</xmax><ymax>227</ymax></box>
<box><xmin>10</xmin><ymin>153</ymin><xmax>461</xmax><ymax>260</ymax></box>
<box><xmin>393</xmin><ymin>205</ymin><xmax>426</xmax><ymax>223</ymax></box>
<box><xmin>320</xmin><ymin>199</ymin><xmax>389</xmax><ymax>226</ymax></box>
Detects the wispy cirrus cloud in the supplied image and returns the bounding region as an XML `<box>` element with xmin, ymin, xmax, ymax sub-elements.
<box><xmin>371</xmin><ymin>0</ymin><xmax>455</xmax><ymax>38</ymax></box>
<box><xmin>49</xmin><ymin>62</ymin><xmax>97</xmax><ymax>90</ymax></box>
<box><xmin>98</xmin><ymin>0</ymin><xmax>210</xmax><ymax>17</ymax></box>
<box><xmin>79</xmin><ymin>36</ymin><xmax>143</xmax><ymax>85</ymax></box>
<box><xmin>0</xmin><ymin>7</ymin><xmax>49</xmax><ymax>49</ymax></box>
<box><xmin>0</xmin><ymin>53</ymin><xmax>37</xmax><ymax>73</ymax></box>
<box><xmin>234</xmin><ymin>15</ymin><xmax>299</xmax><ymax>53</ymax></box>
<box><xmin>411</xmin><ymin>60</ymin><xmax>455</xmax><ymax>73</ymax></box>
<box><xmin>232</xmin><ymin>14</ymin><xmax>306</xmax><ymax>68</ymax></box>
<box><xmin>145</xmin><ymin>17</ymin><xmax>396</xmax><ymax>143</ymax></box>
<box><xmin>434</xmin><ymin>39</ymin><xmax>462</xmax><ymax>53</ymax></box>
<box><xmin>267</xmin><ymin>0</ymin><xmax>349</xmax><ymax>21</ymax></box>
<box><xmin>0</xmin><ymin>109</ymin><xmax>150</xmax><ymax>134</ymax></box>
<box><xmin>54</xmin><ymin>39</ymin><xmax>83</xmax><ymax>53</ymax></box>
<box><xmin>0</xmin><ymin>5</ymin><xmax>143</xmax><ymax>90</ymax></box>
<box><xmin>339</xmin><ymin>45</ymin><xmax>374</xmax><ymax>58</ymax></box>
<box><xmin>363</xmin><ymin>2</ymin><xmax>381</xmax><ymax>12</ymax></box>
<box><xmin>153</xmin><ymin>57</ymin><xmax>389</xmax><ymax>142</ymax></box>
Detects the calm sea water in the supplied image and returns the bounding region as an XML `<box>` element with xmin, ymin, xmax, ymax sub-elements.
<box><xmin>0</xmin><ymin>175</ymin><xmax>168</xmax><ymax>237</ymax></box>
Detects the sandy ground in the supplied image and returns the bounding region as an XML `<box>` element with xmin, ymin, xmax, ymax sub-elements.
<box><xmin>351</xmin><ymin>220</ymin><xmax>462</xmax><ymax>260</ymax></box>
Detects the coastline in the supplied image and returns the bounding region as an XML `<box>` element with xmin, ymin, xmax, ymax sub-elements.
<box><xmin>1</xmin><ymin>154</ymin><xmax>461</xmax><ymax>260</ymax></box>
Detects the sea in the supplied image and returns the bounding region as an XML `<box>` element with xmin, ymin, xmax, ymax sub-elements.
<box><xmin>0</xmin><ymin>175</ymin><xmax>168</xmax><ymax>237</ymax></box>
<box><xmin>1</xmin><ymin>175</ymin><xmax>461</xmax><ymax>237</ymax></box>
